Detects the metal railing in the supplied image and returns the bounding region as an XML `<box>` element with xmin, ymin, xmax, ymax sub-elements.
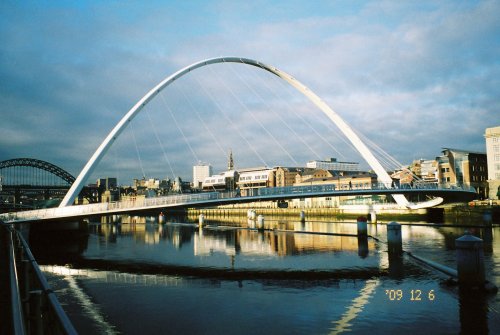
<box><xmin>0</xmin><ymin>182</ymin><xmax>475</xmax><ymax>222</ymax></box>
<box><xmin>1</xmin><ymin>222</ymin><xmax>77</xmax><ymax>334</ymax></box>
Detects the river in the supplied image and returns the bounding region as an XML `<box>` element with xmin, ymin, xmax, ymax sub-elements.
<box><xmin>27</xmin><ymin>212</ymin><xmax>500</xmax><ymax>334</ymax></box>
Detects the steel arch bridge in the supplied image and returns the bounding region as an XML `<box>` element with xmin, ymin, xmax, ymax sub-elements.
<box><xmin>0</xmin><ymin>158</ymin><xmax>79</xmax><ymax>210</ymax></box>
<box><xmin>60</xmin><ymin>56</ymin><xmax>418</xmax><ymax>208</ymax></box>
<box><xmin>0</xmin><ymin>158</ymin><xmax>75</xmax><ymax>186</ymax></box>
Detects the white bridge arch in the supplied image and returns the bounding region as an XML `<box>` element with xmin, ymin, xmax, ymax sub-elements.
<box><xmin>60</xmin><ymin>57</ymin><xmax>417</xmax><ymax>208</ymax></box>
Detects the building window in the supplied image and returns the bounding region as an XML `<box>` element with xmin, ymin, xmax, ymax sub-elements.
<box><xmin>494</xmin><ymin>145</ymin><xmax>500</xmax><ymax>152</ymax></box>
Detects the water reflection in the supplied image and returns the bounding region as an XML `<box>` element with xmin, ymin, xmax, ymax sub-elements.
<box><xmin>30</xmin><ymin>214</ymin><xmax>500</xmax><ymax>334</ymax></box>
<box><xmin>91</xmin><ymin>214</ymin><xmax>379</xmax><ymax>258</ymax></box>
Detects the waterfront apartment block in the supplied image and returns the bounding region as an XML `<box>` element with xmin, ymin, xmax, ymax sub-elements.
<box><xmin>437</xmin><ymin>148</ymin><xmax>488</xmax><ymax>199</ymax></box>
<box><xmin>306</xmin><ymin>158</ymin><xmax>359</xmax><ymax>172</ymax></box>
<box><xmin>392</xmin><ymin>148</ymin><xmax>488</xmax><ymax>199</ymax></box>
<box><xmin>485</xmin><ymin>126</ymin><xmax>500</xmax><ymax>199</ymax></box>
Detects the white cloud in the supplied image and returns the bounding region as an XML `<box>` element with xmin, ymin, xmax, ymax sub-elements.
<box><xmin>1</xmin><ymin>1</ymin><xmax>499</xmax><ymax>183</ymax></box>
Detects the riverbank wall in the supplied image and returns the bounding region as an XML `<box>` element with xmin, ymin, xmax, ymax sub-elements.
<box><xmin>178</xmin><ymin>203</ymin><xmax>500</xmax><ymax>224</ymax></box>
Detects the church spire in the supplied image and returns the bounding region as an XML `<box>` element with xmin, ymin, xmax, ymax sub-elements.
<box><xmin>227</xmin><ymin>149</ymin><xmax>234</xmax><ymax>171</ymax></box>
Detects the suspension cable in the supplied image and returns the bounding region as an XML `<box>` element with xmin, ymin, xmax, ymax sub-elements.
<box><xmin>251</xmin><ymin>62</ymin><xmax>347</xmax><ymax>159</ymax></box>
<box><xmin>130</xmin><ymin>123</ymin><xmax>146</xmax><ymax>179</ymax></box>
<box><xmin>209</xmin><ymin>63</ymin><xmax>298</xmax><ymax>166</ymax></box>
<box><xmin>228</xmin><ymin>63</ymin><xmax>323</xmax><ymax>161</ymax></box>
<box><xmin>173</xmin><ymin>84</ymin><xmax>228</xmax><ymax>160</ymax></box>
<box><xmin>145</xmin><ymin>108</ymin><xmax>176</xmax><ymax>179</ymax></box>
<box><xmin>193</xmin><ymin>74</ymin><xmax>269</xmax><ymax>167</ymax></box>
<box><xmin>159</xmin><ymin>94</ymin><xmax>200</xmax><ymax>163</ymax></box>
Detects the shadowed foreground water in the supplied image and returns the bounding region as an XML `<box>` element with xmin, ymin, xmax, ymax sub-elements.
<box><xmin>28</xmin><ymin>214</ymin><xmax>500</xmax><ymax>334</ymax></box>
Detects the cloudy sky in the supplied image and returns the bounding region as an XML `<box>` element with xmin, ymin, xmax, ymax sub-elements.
<box><xmin>1</xmin><ymin>0</ymin><xmax>499</xmax><ymax>184</ymax></box>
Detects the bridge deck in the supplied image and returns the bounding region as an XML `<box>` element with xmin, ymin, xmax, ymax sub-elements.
<box><xmin>1</xmin><ymin>184</ymin><xmax>476</xmax><ymax>223</ymax></box>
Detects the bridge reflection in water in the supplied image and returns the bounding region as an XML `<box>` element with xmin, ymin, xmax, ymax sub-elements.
<box><xmin>29</xmin><ymin>215</ymin><xmax>500</xmax><ymax>334</ymax></box>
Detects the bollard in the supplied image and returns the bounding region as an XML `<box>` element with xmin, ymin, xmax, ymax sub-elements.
<box><xmin>198</xmin><ymin>214</ymin><xmax>205</xmax><ymax>227</ymax></box>
<box><xmin>455</xmin><ymin>231</ymin><xmax>485</xmax><ymax>289</ymax></box>
<box><xmin>387</xmin><ymin>221</ymin><xmax>402</xmax><ymax>255</ymax></box>
<box><xmin>257</xmin><ymin>215</ymin><xmax>265</xmax><ymax>230</ymax></box>
<box><xmin>357</xmin><ymin>216</ymin><xmax>367</xmax><ymax>237</ymax></box>
<box><xmin>388</xmin><ymin>252</ymin><xmax>404</xmax><ymax>279</ymax></box>
<box><xmin>370</xmin><ymin>211</ymin><xmax>377</xmax><ymax>223</ymax></box>
<box><xmin>300</xmin><ymin>211</ymin><xmax>306</xmax><ymax>223</ymax></box>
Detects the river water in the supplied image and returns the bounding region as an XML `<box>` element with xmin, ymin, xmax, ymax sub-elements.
<box><xmin>28</xmin><ymin>213</ymin><xmax>500</xmax><ymax>334</ymax></box>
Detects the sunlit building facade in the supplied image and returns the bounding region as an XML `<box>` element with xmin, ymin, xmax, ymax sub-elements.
<box><xmin>193</xmin><ymin>163</ymin><xmax>212</xmax><ymax>189</ymax></box>
<box><xmin>437</xmin><ymin>148</ymin><xmax>488</xmax><ymax>199</ymax></box>
<box><xmin>485</xmin><ymin>126</ymin><xmax>500</xmax><ymax>199</ymax></box>
<box><xmin>237</xmin><ymin>167</ymin><xmax>276</xmax><ymax>196</ymax></box>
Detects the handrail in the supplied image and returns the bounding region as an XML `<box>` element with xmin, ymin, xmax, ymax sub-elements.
<box><xmin>1</xmin><ymin>222</ymin><xmax>78</xmax><ymax>334</ymax></box>
<box><xmin>16</xmin><ymin>233</ymin><xmax>77</xmax><ymax>335</ymax></box>
<box><xmin>7</xmin><ymin>226</ymin><xmax>26</xmax><ymax>335</ymax></box>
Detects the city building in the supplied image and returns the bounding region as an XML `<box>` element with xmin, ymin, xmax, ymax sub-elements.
<box><xmin>193</xmin><ymin>163</ymin><xmax>212</xmax><ymax>189</ymax></box>
<box><xmin>275</xmin><ymin>167</ymin><xmax>315</xmax><ymax>187</ymax></box>
<box><xmin>96</xmin><ymin>177</ymin><xmax>117</xmax><ymax>190</ymax></box>
<box><xmin>391</xmin><ymin>159</ymin><xmax>439</xmax><ymax>185</ymax></box>
<box><xmin>485</xmin><ymin>126</ymin><xmax>500</xmax><ymax>199</ymax></box>
<box><xmin>420</xmin><ymin>160</ymin><xmax>439</xmax><ymax>183</ymax></box>
<box><xmin>202</xmin><ymin>170</ymin><xmax>238</xmax><ymax>192</ymax></box>
<box><xmin>132</xmin><ymin>177</ymin><xmax>172</xmax><ymax>196</ymax></box>
<box><xmin>294</xmin><ymin>170</ymin><xmax>376</xmax><ymax>190</ymax></box>
<box><xmin>294</xmin><ymin>169</ymin><xmax>335</xmax><ymax>184</ymax></box>
<box><xmin>292</xmin><ymin>171</ymin><xmax>377</xmax><ymax>208</ymax></box>
<box><xmin>173</xmin><ymin>176</ymin><xmax>191</xmax><ymax>193</ymax></box>
<box><xmin>306</xmin><ymin>158</ymin><xmax>359</xmax><ymax>172</ymax></box>
<box><xmin>134</xmin><ymin>178</ymin><xmax>160</xmax><ymax>190</ymax></box>
<box><xmin>236</xmin><ymin>167</ymin><xmax>276</xmax><ymax>196</ymax></box>
<box><xmin>437</xmin><ymin>148</ymin><xmax>488</xmax><ymax>199</ymax></box>
<box><xmin>390</xmin><ymin>168</ymin><xmax>414</xmax><ymax>185</ymax></box>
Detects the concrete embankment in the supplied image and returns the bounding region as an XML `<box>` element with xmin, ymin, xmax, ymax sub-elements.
<box><xmin>177</xmin><ymin>204</ymin><xmax>500</xmax><ymax>223</ymax></box>
<box><xmin>443</xmin><ymin>205</ymin><xmax>500</xmax><ymax>223</ymax></box>
<box><xmin>180</xmin><ymin>206</ymin><xmax>431</xmax><ymax>222</ymax></box>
